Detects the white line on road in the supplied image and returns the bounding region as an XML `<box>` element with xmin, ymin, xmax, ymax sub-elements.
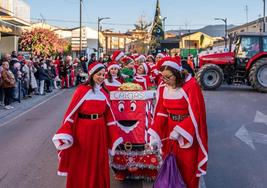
<box><xmin>254</xmin><ymin>111</ymin><xmax>267</xmax><ymax>125</ymax></box>
<box><xmin>0</xmin><ymin>90</ymin><xmax>65</xmax><ymax>128</ymax></box>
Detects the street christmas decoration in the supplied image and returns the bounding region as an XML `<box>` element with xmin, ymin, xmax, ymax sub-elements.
<box><xmin>109</xmin><ymin>85</ymin><xmax>162</xmax><ymax>180</ymax></box>
<box><xmin>149</xmin><ymin>0</ymin><xmax>164</xmax><ymax>52</ymax></box>
<box><xmin>19</xmin><ymin>28</ymin><xmax>70</xmax><ymax>56</ymax></box>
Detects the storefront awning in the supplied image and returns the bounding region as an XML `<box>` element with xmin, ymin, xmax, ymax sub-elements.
<box><xmin>0</xmin><ymin>20</ymin><xmax>22</xmax><ymax>36</ymax></box>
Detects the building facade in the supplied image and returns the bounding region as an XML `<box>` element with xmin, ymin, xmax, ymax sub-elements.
<box><xmin>0</xmin><ymin>0</ymin><xmax>30</xmax><ymax>55</ymax></box>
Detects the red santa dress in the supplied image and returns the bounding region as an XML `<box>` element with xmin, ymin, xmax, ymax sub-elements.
<box><xmin>104</xmin><ymin>76</ymin><xmax>123</xmax><ymax>91</ymax></box>
<box><xmin>52</xmin><ymin>84</ymin><xmax>123</xmax><ymax>188</ymax></box>
<box><xmin>148</xmin><ymin>75</ymin><xmax>208</xmax><ymax>188</ymax></box>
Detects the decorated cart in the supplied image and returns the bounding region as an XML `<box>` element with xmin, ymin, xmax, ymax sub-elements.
<box><xmin>109</xmin><ymin>83</ymin><xmax>162</xmax><ymax>180</ymax></box>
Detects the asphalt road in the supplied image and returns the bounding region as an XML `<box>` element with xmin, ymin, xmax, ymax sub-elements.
<box><xmin>0</xmin><ymin>85</ymin><xmax>266</xmax><ymax>188</ymax></box>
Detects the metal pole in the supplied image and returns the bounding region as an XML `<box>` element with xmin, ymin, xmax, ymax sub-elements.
<box><xmin>79</xmin><ymin>0</ymin><xmax>82</xmax><ymax>57</ymax></box>
<box><xmin>97</xmin><ymin>17</ymin><xmax>100</xmax><ymax>60</ymax></box>
<box><xmin>264</xmin><ymin>0</ymin><xmax>266</xmax><ymax>32</ymax></box>
<box><xmin>225</xmin><ymin>18</ymin><xmax>227</xmax><ymax>49</ymax></box>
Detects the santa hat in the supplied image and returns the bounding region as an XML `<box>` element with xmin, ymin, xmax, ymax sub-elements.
<box><xmin>88</xmin><ymin>62</ymin><xmax>105</xmax><ymax>75</ymax></box>
<box><xmin>147</xmin><ymin>54</ymin><xmax>155</xmax><ymax>60</ymax></box>
<box><xmin>156</xmin><ymin>52</ymin><xmax>167</xmax><ymax>59</ymax></box>
<box><xmin>121</xmin><ymin>56</ymin><xmax>134</xmax><ymax>65</ymax></box>
<box><xmin>135</xmin><ymin>54</ymin><xmax>146</xmax><ymax>62</ymax></box>
<box><xmin>142</xmin><ymin>62</ymin><xmax>150</xmax><ymax>75</ymax></box>
<box><xmin>111</xmin><ymin>50</ymin><xmax>125</xmax><ymax>61</ymax></box>
<box><xmin>107</xmin><ymin>61</ymin><xmax>120</xmax><ymax>71</ymax></box>
<box><xmin>157</xmin><ymin>57</ymin><xmax>183</xmax><ymax>71</ymax></box>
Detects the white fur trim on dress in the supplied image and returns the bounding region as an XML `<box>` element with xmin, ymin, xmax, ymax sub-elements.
<box><xmin>52</xmin><ymin>133</ymin><xmax>73</xmax><ymax>150</ymax></box>
<box><xmin>89</xmin><ymin>64</ymin><xmax>105</xmax><ymax>75</ymax></box>
<box><xmin>181</xmin><ymin>88</ymin><xmax>208</xmax><ymax>177</ymax></box>
<box><xmin>174</xmin><ymin>125</ymin><xmax>193</xmax><ymax>148</ymax></box>
<box><xmin>148</xmin><ymin>128</ymin><xmax>162</xmax><ymax>148</ymax></box>
<box><xmin>157</xmin><ymin>112</ymin><xmax>168</xmax><ymax>117</ymax></box>
<box><xmin>107</xmin><ymin>121</ymin><xmax>116</xmax><ymax>126</ymax></box>
<box><xmin>162</xmin><ymin>61</ymin><xmax>183</xmax><ymax>71</ymax></box>
<box><xmin>115</xmin><ymin>51</ymin><xmax>124</xmax><ymax>61</ymax></box>
<box><xmin>109</xmin><ymin>137</ymin><xmax>123</xmax><ymax>156</ymax></box>
<box><xmin>67</xmin><ymin>118</ymin><xmax>74</xmax><ymax>123</ymax></box>
<box><xmin>57</xmin><ymin>171</ymin><xmax>68</xmax><ymax>176</ymax></box>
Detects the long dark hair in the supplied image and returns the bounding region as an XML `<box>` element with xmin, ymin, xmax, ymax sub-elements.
<box><xmin>107</xmin><ymin>69</ymin><xmax>124</xmax><ymax>83</ymax></box>
<box><xmin>160</xmin><ymin>65</ymin><xmax>188</xmax><ymax>88</ymax></box>
<box><xmin>84</xmin><ymin>67</ymin><xmax>109</xmax><ymax>94</ymax></box>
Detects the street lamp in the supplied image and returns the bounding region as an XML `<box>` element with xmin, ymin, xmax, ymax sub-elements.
<box><xmin>263</xmin><ymin>0</ymin><xmax>266</xmax><ymax>32</ymax></box>
<box><xmin>97</xmin><ymin>17</ymin><xmax>110</xmax><ymax>59</ymax></box>
<box><xmin>215</xmin><ymin>18</ymin><xmax>228</xmax><ymax>50</ymax></box>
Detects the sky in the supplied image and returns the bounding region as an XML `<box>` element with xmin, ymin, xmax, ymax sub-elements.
<box><xmin>26</xmin><ymin>0</ymin><xmax>263</xmax><ymax>32</ymax></box>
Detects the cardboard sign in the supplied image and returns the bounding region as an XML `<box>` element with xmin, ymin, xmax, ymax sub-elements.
<box><xmin>110</xmin><ymin>90</ymin><xmax>156</xmax><ymax>101</ymax></box>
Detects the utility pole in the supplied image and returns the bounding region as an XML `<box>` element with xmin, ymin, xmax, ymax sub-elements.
<box><xmin>79</xmin><ymin>0</ymin><xmax>82</xmax><ymax>57</ymax></box>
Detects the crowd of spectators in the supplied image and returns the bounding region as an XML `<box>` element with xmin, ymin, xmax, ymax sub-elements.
<box><xmin>0</xmin><ymin>51</ymin><xmax>95</xmax><ymax>110</ymax></box>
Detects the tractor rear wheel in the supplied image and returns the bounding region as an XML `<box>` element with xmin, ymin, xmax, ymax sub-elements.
<box><xmin>196</xmin><ymin>64</ymin><xmax>224</xmax><ymax>90</ymax></box>
<box><xmin>249</xmin><ymin>58</ymin><xmax>267</xmax><ymax>93</ymax></box>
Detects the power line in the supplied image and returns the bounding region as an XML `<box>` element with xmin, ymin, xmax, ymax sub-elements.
<box><xmin>30</xmin><ymin>17</ymin><xmax>246</xmax><ymax>28</ymax></box>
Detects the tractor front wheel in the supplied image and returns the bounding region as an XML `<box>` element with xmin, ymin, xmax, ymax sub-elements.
<box><xmin>196</xmin><ymin>64</ymin><xmax>224</xmax><ymax>90</ymax></box>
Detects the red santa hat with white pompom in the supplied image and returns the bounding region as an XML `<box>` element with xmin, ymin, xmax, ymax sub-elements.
<box><xmin>107</xmin><ymin>61</ymin><xmax>120</xmax><ymax>71</ymax></box>
<box><xmin>88</xmin><ymin>62</ymin><xmax>105</xmax><ymax>75</ymax></box>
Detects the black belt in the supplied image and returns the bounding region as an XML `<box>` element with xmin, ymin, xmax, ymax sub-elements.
<box><xmin>78</xmin><ymin>113</ymin><xmax>102</xmax><ymax>120</ymax></box>
<box><xmin>169</xmin><ymin>113</ymin><xmax>189</xmax><ymax>122</ymax></box>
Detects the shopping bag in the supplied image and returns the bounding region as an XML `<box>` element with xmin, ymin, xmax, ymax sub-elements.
<box><xmin>153</xmin><ymin>153</ymin><xmax>187</xmax><ymax>188</ymax></box>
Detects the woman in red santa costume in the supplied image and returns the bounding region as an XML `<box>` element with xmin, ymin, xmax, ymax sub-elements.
<box><xmin>104</xmin><ymin>61</ymin><xmax>124</xmax><ymax>91</ymax></box>
<box><xmin>148</xmin><ymin>57</ymin><xmax>208</xmax><ymax>188</ymax></box>
<box><xmin>134</xmin><ymin>62</ymin><xmax>152</xmax><ymax>90</ymax></box>
<box><xmin>52</xmin><ymin>62</ymin><xmax>123</xmax><ymax>188</ymax></box>
<box><xmin>150</xmin><ymin>52</ymin><xmax>167</xmax><ymax>86</ymax></box>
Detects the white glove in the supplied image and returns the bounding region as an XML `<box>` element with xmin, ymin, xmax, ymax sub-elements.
<box><xmin>149</xmin><ymin>136</ymin><xmax>160</xmax><ymax>150</ymax></box>
<box><xmin>169</xmin><ymin>129</ymin><xmax>180</xmax><ymax>140</ymax></box>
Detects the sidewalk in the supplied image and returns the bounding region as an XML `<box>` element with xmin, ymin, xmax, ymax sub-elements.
<box><xmin>0</xmin><ymin>89</ymin><xmax>68</xmax><ymax>126</ymax></box>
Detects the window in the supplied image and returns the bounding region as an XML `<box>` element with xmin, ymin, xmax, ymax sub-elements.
<box><xmin>262</xmin><ymin>37</ymin><xmax>267</xmax><ymax>52</ymax></box>
<box><xmin>237</xmin><ymin>36</ymin><xmax>260</xmax><ymax>58</ymax></box>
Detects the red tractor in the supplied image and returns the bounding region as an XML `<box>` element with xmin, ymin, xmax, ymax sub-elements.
<box><xmin>196</xmin><ymin>33</ymin><xmax>267</xmax><ymax>92</ymax></box>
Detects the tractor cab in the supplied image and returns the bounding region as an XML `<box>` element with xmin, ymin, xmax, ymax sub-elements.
<box><xmin>234</xmin><ymin>34</ymin><xmax>262</xmax><ymax>67</ymax></box>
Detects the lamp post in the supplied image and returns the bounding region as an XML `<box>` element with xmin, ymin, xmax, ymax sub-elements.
<box><xmin>79</xmin><ymin>0</ymin><xmax>82</xmax><ymax>57</ymax></box>
<box><xmin>97</xmin><ymin>17</ymin><xmax>110</xmax><ymax>59</ymax></box>
<box><xmin>215</xmin><ymin>18</ymin><xmax>227</xmax><ymax>50</ymax></box>
<box><xmin>263</xmin><ymin>0</ymin><xmax>266</xmax><ymax>32</ymax></box>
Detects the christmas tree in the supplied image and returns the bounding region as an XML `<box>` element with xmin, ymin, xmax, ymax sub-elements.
<box><xmin>149</xmin><ymin>0</ymin><xmax>164</xmax><ymax>53</ymax></box>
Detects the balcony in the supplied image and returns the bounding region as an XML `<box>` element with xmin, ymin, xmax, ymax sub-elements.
<box><xmin>0</xmin><ymin>0</ymin><xmax>30</xmax><ymax>26</ymax></box>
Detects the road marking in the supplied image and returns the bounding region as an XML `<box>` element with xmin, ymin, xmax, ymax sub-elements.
<box><xmin>254</xmin><ymin>111</ymin><xmax>267</xmax><ymax>125</ymax></box>
<box><xmin>0</xmin><ymin>90</ymin><xmax>65</xmax><ymax>128</ymax></box>
<box><xmin>235</xmin><ymin>126</ymin><xmax>267</xmax><ymax>150</ymax></box>
<box><xmin>235</xmin><ymin>111</ymin><xmax>267</xmax><ymax>150</ymax></box>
